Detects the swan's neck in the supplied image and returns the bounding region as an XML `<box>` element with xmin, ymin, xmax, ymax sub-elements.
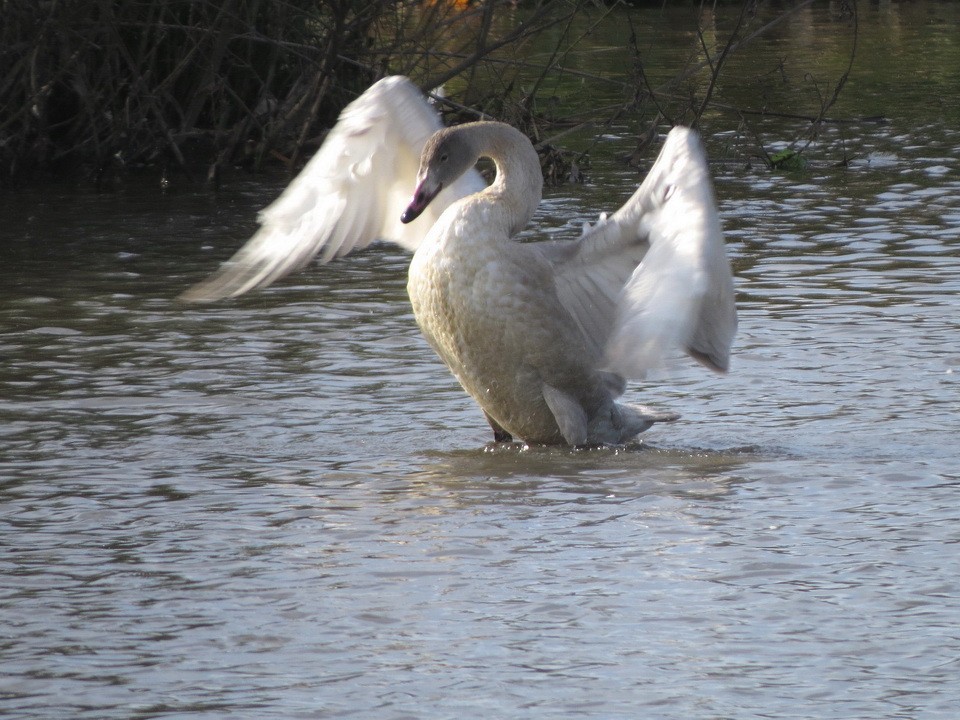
<box><xmin>460</xmin><ymin>122</ymin><xmax>543</xmax><ymax>237</ymax></box>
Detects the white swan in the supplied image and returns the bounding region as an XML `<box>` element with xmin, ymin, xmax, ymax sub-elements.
<box><xmin>183</xmin><ymin>76</ymin><xmax>737</xmax><ymax>446</ymax></box>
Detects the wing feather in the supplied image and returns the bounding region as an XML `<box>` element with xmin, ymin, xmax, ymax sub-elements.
<box><xmin>182</xmin><ymin>76</ymin><xmax>484</xmax><ymax>302</ymax></box>
<box><xmin>544</xmin><ymin>211</ymin><xmax>651</xmax><ymax>363</ymax></box>
<box><xmin>547</xmin><ymin>127</ymin><xmax>736</xmax><ymax>378</ymax></box>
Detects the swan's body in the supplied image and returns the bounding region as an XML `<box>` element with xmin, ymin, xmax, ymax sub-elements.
<box><xmin>183</xmin><ymin>76</ymin><xmax>737</xmax><ymax>446</ymax></box>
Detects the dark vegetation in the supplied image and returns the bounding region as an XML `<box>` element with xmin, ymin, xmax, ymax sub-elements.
<box><xmin>0</xmin><ymin>0</ymin><xmax>858</xmax><ymax>186</ymax></box>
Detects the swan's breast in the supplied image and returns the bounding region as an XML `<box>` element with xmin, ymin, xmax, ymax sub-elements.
<box><xmin>408</xmin><ymin>221</ymin><xmax>523</xmax><ymax>366</ymax></box>
<box><xmin>407</xmin><ymin>215</ymin><xmax>567</xmax><ymax>440</ymax></box>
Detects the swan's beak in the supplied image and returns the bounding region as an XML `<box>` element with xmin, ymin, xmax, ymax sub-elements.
<box><xmin>401</xmin><ymin>179</ymin><xmax>443</xmax><ymax>224</ymax></box>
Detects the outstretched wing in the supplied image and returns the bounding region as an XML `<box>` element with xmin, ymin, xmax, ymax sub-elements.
<box><xmin>540</xmin><ymin>209</ymin><xmax>651</xmax><ymax>367</ymax></box>
<box><xmin>181</xmin><ymin>76</ymin><xmax>485</xmax><ymax>302</ymax></box>
<box><xmin>548</xmin><ymin>127</ymin><xmax>737</xmax><ymax>378</ymax></box>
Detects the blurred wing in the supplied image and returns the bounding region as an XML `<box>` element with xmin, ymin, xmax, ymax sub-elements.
<box><xmin>604</xmin><ymin>127</ymin><xmax>737</xmax><ymax>377</ymax></box>
<box><xmin>181</xmin><ymin>76</ymin><xmax>484</xmax><ymax>302</ymax></box>
<box><xmin>541</xmin><ymin>211</ymin><xmax>650</xmax><ymax>365</ymax></box>
<box><xmin>548</xmin><ymin>127</ymin><xmax>736</xmax><ymax>379</ymax></box>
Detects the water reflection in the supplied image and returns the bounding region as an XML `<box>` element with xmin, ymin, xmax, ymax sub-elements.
<box><xmin>410</xmin><ymin>443</ymin><xmax>755</xmax><ymax>498</ymax></box>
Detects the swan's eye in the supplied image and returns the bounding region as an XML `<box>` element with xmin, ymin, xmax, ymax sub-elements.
<box><xmin>439</xmin><ymin>152</ymin><xmax>449</xmax><ymax>163</ymax></box>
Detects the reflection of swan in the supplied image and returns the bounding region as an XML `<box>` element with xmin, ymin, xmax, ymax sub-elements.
<box><xmin>183</xmin><ymin>76</ymin><xmax>737</xmax><ymax>446</ymax></box>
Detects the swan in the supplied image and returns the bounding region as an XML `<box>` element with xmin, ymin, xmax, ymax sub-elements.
<box><xmin>182</xmin><ymin>76</ymin><xmax>737</xmax><ymax>446</ymax></box>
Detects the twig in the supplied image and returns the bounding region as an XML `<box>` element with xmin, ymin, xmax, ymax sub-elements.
<box><xmin>421</xmin><ymin>2</ymin><xmax>575</xmax><ymax>93</ymax></box>
<box><xmin>692</xmin><ymin>0</ymin><xmax>751</xmax><ymax>126</ymax></box>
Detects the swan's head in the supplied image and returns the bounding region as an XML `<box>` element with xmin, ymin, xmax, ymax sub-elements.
<box><xmin>401</xmin><ymin>126</ymin><xmax>478</xmax><ymax>224</ymax></box>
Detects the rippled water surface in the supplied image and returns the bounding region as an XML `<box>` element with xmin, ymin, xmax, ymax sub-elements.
<box><xmin>2</xmin><ymin>4</ymin><xmax>960</xmax><ymax>720</ymax></box>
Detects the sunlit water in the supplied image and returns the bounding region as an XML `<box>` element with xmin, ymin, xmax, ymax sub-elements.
<box><xmin>2</xmin><ymin>4</ymin><xmax>960</xmax><ymax>719</ymax></box>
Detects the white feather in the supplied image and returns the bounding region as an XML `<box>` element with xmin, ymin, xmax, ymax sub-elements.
<box><xmin>546</xmin><ymin>127</ymin><xmax>736</xmax><ymax>379</ymax></box>
<box><xmin>181</xmin><ymin>76</ymin><xmax>484</xmax><ymax>302</ymax></box>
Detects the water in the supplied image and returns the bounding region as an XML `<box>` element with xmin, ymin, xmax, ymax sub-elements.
<box><xmin>2</xmin><ymin>3</ymin><xmax>960</xmax><ymax>719</ymax></box>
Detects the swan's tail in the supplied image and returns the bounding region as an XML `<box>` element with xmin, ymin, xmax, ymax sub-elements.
<box><xmin>616</xmin><ymin>403</ymin><xmax>680</xmax><ymax>442</ymax></box>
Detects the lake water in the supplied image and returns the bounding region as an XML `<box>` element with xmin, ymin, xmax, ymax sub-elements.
<box><xmin>2</xmin><ymin>3</ymin><xmax>959</xmax><ymax>719</ymax></box>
